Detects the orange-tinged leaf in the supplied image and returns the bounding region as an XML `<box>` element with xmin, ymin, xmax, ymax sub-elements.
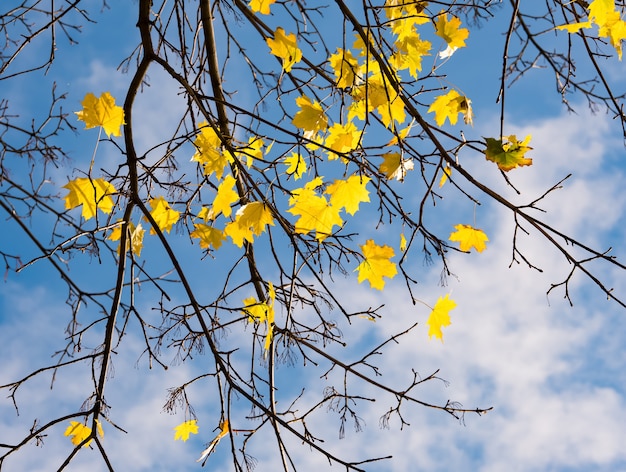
<box><xmin>426</xmin><ymin>294</ymin><xmax>457</xmax><ymax>341</ymax></box>
<box><xmin>224</xmin><ymin>202</ymin><xmax>274</xmax><ymax>247</ymax></box>
<box><xmin>63</xmin><ymin>177</ymin><xmax>116</xmax><ymax>220</ymax></box>
<box><xmin>356</xmin><ymin>239</ymin><xmax>398</xmax><ymax>290</ymax></box>
<box><xmin>147</xmin><ymin>196</ymin><xmax>180</xmax><ymax>234</ymax></box>
<box><xmin>249</xmin><ymin>0</ymin><xmax>275</xmax><ymax>14</ymax></box>
<box><xmin>284</xmin><ymin>152</ymin><xmax>307</xmax><ymax>180</ymax></box>
<box><xmin>292</xmin><ymin>95</ymin><xmax>328</xmax><ymax>133</ymax></box>
<box><xmin>434</xmin><ymin>11</ymin><xmax>469</xmax><ymax>58</ymax></box>
<box><xmin>325</xmin><ymin>175</ymin><xmax>370</xmax><ymax>216</ymax></box>
<box><xmin>484</xmin><ymin>134</ymin><xmax>532</xmax><ymax>171</ymax></box>
<box><xmin>267</xmin><ymin>27</ymin><xmax>302</xmax><ymax>72</ymax></box>
<box><xmin>449</xmin><ymin>224</ymin><xmax>489</xmax><ymax>253</ymax></box>
<box><xmin>173</xmin><ymin>420</ymin><xmax>199</xmax><ymax>442</ymax></box>
<box><xmin>191</xmin><ymin>223</ymin><xmax>226</xmax><ymax>250</ymax></box>
<box><xmin>75</xmin><ymin>92</ymin><xmax>125</xmax><ymax>138</ymax></box>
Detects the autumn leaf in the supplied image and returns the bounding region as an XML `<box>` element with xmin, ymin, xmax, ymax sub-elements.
<box><xmin>63</xmin><ymin>177</ymin><xmax>116</xmax><ymax>220</ymax></box>
<box><xmin>267</xmin><ymin>27</ymin><xmax>302</xmax><ymax>72</ymax></box>
<box><xmin>242</xmin><ymin>282</ymin><xmax>275</xmax><ymax>351</ymax></box>
<box><xmin>64</xmin><ymin>420</ymin><xmax>104</xmax><ymax>448</ymax></box>
<box><xmin>326</xmin><ymin>121</ymin><xmax>362</xmax><ymax>156</ymax></box>
<box><xmin>249</xmin><ymin>0</ymin><xmax>275</xmax><ymax>14</ymax></box>
<box><xmin>197</xmin><ymin>420</ymin><xmax>230</xmax><ymax>465</ymax></box>
<box><xmin>379</xmin><ymin>152</ymin><xmax>414</xmax><ymax>181</ymax></box>
<box><xmin>434</xmin><ymin>11</ymin><xmax>469</xmax><ymax>58</ymax></box>
<box><xmin>190</xmin><ymin>223</ymin><xmax>226</xmax><ymax>250</ymax></box>
<box><xmin>439</xmin><ymin>163</ymin><xmax>452</xmax><ymax>188</ymax></box>
<box><xmin>75</xmin><ymin>92</ymin><xmax>125</xmax><ymax>138</ymax></box>
<box><xmin>329</xmin><ymin>48</ymin><xmax>359</xmax><ymax>89</ymax></box>
<box><xmin>427</xmin><ymin>90</ymin><xmax>472</xmax><ymax>126</ymax></box>
<box><xmin>325</xmin><ymin>175</ymin><xmax>371</xmax><ymax>216</ymax></box>
<box><xmin>237</xmin><ymin>136</ymin><xmax>265</xmax><ymax>168</ymax></box>
<box><xmin>109</xmin><ymin>221</ymin><xmax>145</xmax><ymax>257</ymax></box>
<box><xmin>284</xmin><ymin>152</ymin><xmax>307</xmax><ymax>180</ymax></box>
<box><xmin>484</xmin><ymin>134</ymin><xmax>532</xmax><ymax>171</ymax></box>
<box><xmin>292</xmin><ymin>95</ymin><xmax>328</xmax><ymax>133</ymax></box>
<box><xmin>287</xmin><ymin>177</ymin><xmax>343</xmax><ymax>240</ymax></box>
<box><xmin>147</xmin><ymin>196</ymin><xmax>180</xmax><ymax>235</ymax></box>
<box><xmin>400</xmin><ymin>233</ymin><xmax>407</xmax><ymax>252</ymax></box>
<box><xmin>211</xmin><ymin>174</ymin><xmax>239</xmax><ymax>219</ymax></box>
<box><xmin>224</xmin><ymin>202</ymin><xmax>274</xmax><ymax>247</ymax></box>
<box><xmin>426</xmin><ymin>294</ymin><xmax>457</xmax><ymax>341</ymax></box>
<box><xmin>449</xmin><ymin>224</ymin><xmax>489</xmax><ymax>253</ymax></box>
<box><xmin>356</xmin><ymin>239</ymin><xmax>398</xmax><ymax>290</ymax></box>
<box><xmin>173</xmin><ymin>420</ymin><xmax>199</xmax><ymax>442</ymax></box>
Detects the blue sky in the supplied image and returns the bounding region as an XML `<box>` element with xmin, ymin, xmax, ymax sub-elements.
<box><xmin>1</xmin><ymin>1</ymin><xmax>626</xmax><ymax>471</ymax></box>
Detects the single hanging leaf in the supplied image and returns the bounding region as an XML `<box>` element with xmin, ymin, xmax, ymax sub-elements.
<box><xmin>147</xmin><ymin>196</ymin><xmax>180</xmax><ymax>235</ymax></box>
<box><xmin>108</xmin><ymin>221</ymin><xmax>145</xmax><ymax>257</ymax></box>
<box><xmin>449</xmin><ymin>224</ymin><xmax>489</xmax><ymax>253</ymax></box>
<box><xmin>224</xmin><ymin>202</ymin><xmax>275</xmax><ymax>247</ymax></box>
<box><xmin>190</xmin><ymin>223</ymin><xmax>226</xmax><ymax>250</ymax></box>
<box><xmin>267</xmin><ymin>27</ymin><xmax>302</xmax><ymax>72</ymax></box>
<box><xmin>400</xmin><ymin>233</ymin><xmax>407</xmax><ymax>252</ymax></box>
<box><xmin>292</xmin><ymin>95</ymin><xmax>328</xmax><ymax>133</ymax></box>
<box><xmin>326</xmin><ymin>121</ymin><xmax>362</xmax><ymax>156</ymax></box>
<box><xmin>284</xmin><ymin>152</ymin><xmax>307</xmax><ymax>180</ymax></box>
<box><xmin>249</xmin><ymin>0</ymin><xmax>275</xmax><ymax>15</ymax></box>
<box><xmin>287</xmin><ymin>177</ymin><xmax>343</xmax><ymax>241</ymax></box>
<box><xmin>439</xmin><ymin>163</ymin><xmax>452</xmax><ymax>187</ymax></box>
<box><xmin>426</xmin><ymin>294</ymin><xmax>457</xmax><ymax>341</ymax></box>
<box><xmin>211</xmin><ymin>174</ymin><xmax>239</xmax><ymax>219</ymax></box>
<box><xmin>325</xmin><ymin>175</ymin><xmax>371</xmax><ymax>216</ymax></box>
<box><xmin>427</xmin><ymin>90</ymin><xmax>472</xmax><ymax>126</ymax></box>
<box><xmin>197</xmin><ymin>420</ymin><xmax>230</xmax><ymax>466</ymax></box>
<box><xmin>75</xmin><ymin>92</ymin><xmax>125</xmax><ymax>138</ymax></box>
<box><xmin>63</xmin><ymin>177</ymin><xmax>116</xmax><ymax>220</ymax></box>
<box><xmin>356</xmin><ymin>239</ymin><xmax>398</xmax><ymax>290</ymax></box>
<box><xmin>173</xmin><ymin>420</ymin><xmax>199</xmax><ymax>442</ymax></box>
<box><xmin>379</xmin><ymin>152</ymin><xmax>414</xmax><ymax>181</ymax></box>
<box><xmin>434</xmin><ymin>11</ymin><xmax>469</xmax><ymax>58</ymax></box>
<box><xmin>484</xmin><ymin>134</ymin><xmax>532</xmax><ymax>171</ymax></box>
<box><xmin>64</xmin><ymin>420</ymin><xmax>104</xmax><ymax>448</ymax></box>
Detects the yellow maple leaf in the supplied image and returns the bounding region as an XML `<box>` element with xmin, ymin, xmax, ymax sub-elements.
<box><xmin>109</xmin><ymin>221</ymin><xmax>145</xmax><ymax>257</ymax></box>
<box><xmin>173</xmin><ymin>420</ymin><xmax>199</xmax><ymax>442</ymax></box>
<box><xmin>326</xmin><ymin>121</ymin><xmax>362</xmax><ymax>156</ymax></box>
<box><xmin>190</xmin><ymin>223</ymin><xmax>226</xmax><ymax>250</ymax></box>
<box><xmin>287</xmin><ymin>177</ymin><xmax>343</xmax><ymax>240</ymax></box>
<box><xmin>224</xmin><ymin>202</ymin><xmax>274</xmax><ymax>247</ymax></box>
<box><xmin>196</xmin><ymin>420</ymin><xmax>230</xmax><ymax>465</ymax></box>
<box><xmin>242</xmin><ymin>282</ymin><xmax>275</xmax><ymax>350</ymax></box>
<box><xmin>292</xmin><ymin>95</ymin><xmax>328</xmax><ymax>133</ymax></box>
<box><xmin>390</xmin><ymin>22</ymin><xmax>431</xmax><ymax>78</ymax></box>
<box><xmin>191</xmin><ymin>122</ymin><xmax>232</xmax><ymax>181</ymax></box>
<box><xmin>484</xmin><ymin>134</ymin><xmax>532</xmax><ymax>171</ymax></box>
<box><xmin>284</xmin><ymin>152</ymin><xmax>307</xmax><ymax>180</ymax></box>
<box><xmin>384</xmin><ymin>0</ymin><xmax>429</xmax><ymax>21</ymax></box>
<box><xmin>75</xmin><ymin>92</ymin><xmax>125</xmax><ymax>138</ymax></box>
<box><xmin>147</xmin><ymin>196</ymin><xmax>180</xmax><ymax>235</ymax></box>
<box><xmin>325</xmin><ymin>175</ymin><xmax>371</xmax><ymax>216</ymax></box>
<box><xmin>329</xmin><ymin>48</ymin><xmax>359</xmax><ymax>89</ymax></box>
<box><xmin>356</xmin><ymin>240</ymin><xmax>398</xmax><ymax>290</ymax></box>
<box><xmin>211</xmin><ymin>174</ymin><xmax>239</xmax><ymax>219</ymax></box>
<box><xmin>249</xmin><ymin>0</ymin><xmax>275</xmax><ymax>14</ymax></box>
<box><xmin>439</xmin><ymin>163</ymin><xmax>452</xmax><ymax>188</ymax></box>
<box><xmin>434</xmin><ymin>11</ymin><xmax>469</xmax><ymax>58</ymax></box>
<box><xmin>379</xmin><ymin>152</ymin><xmax>414</xmax><ymax>181</ymax></box>
<box><xmin>267</xmin><ymin>27</ymin><xmax>302</xmax><ymax>72</ymax></box>
<box><xmin>63</xmin><ymin>177</ymin><xmax>116</xmax><ymax>220</ymax></box>
<box><xmin>449</xmin><ymin>224</ymin><xmax>489</xmax><ymax>252</ymax></box>
<box><xmin>427</xmin><ymin>90</ymin><xmax>472</xmax><ymax>126</ymax></box>
<box><xmin>64</xmin><ymin>420</ymin><xmax>104</xmax><ymax>448</ymax></box>
<box><xmin>426</xmin><ymin>294</ymin><xmax>457</xmax><ymax>341</ymax></box>
<box><xmin>237</xmin><ymin>136</ymin><xmax>264</xmax><ymax>168</ymax></box>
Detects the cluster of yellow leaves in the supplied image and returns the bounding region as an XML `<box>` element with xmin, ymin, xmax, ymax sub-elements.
<box><xmin>224</xmin><ymin>202</ymin><xmax>275</xmax><ymax>247</ymax></box>
<box><xmin>484</xmin><ymin>134</ymin><xmax>533</xmax><ymax>171</ymax></box>
<box><xmin>191</xmin><ymin>122</ymin><xmax>233</xmax><ymax>180</ymax></box>
<box><xmin>287</xmin><ymin>175</ymin><xmax>370</xmax><ymax>240</ymax></box>
<box><xmin>242</xmin><ymin>282</ymin><xmax>276</xmax><ymax>351</ymax></box>
<box><xmin>426</xmin><ymin>294</ymin><xmax>457</xmax><ymax>341</ymax></box>
<box><xmin>64</xmin><ymin>420</ymin><xmax>104</xmax><ymax>448</ymax></box>
<box><xmin>63</xmin><ymin>177</ymin><xmax>116</xmax><ymax>220</ymax></box>
<box><xmin>75</xmin><ymin>92</ymin><xmax>125</xmax><ymax>138</ymax></box>
<box><xmin>356</xmin><ymin>240</ymin><xmax>398</xmax><ymax>290</ymax></box>
<box><xmin>558</xmin><ymin>0</ymin><xmax>626</xmax><ymax>60</ymax></box>
<box><xmin>427</xmin><ymin>90</ymin><xmax>473</xmax><ymax>127</ymax></box>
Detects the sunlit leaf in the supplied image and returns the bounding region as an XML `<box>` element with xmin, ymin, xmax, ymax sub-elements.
<box><xmin>147</xmin><ymin>196</ymin><xmax>180</xmax><ymax>235</ymax></box>
<box><xmin>449</xmin><ymin>224</ymin><xmax>489</xmax><ymax>253</ymax></box>
<box><xmin>173</xmin><ymin>420</ymin><xmax>199</xmax><ymax>442</ymax></box>
<box><xmin>484</xmin><ymin>134</ymin><xmax>532</xmax><ymax>171</ymax></box>
<box><xmin>267</xmin><ymin>27</ymin><xmax>302</xmax><ymax>72</ymax></box>
<box><xmin>426</xmin><ymin>294</ymin><xmax>457</xmax><ymax>341</ymax></box>
<box><xmin>190</xmin><ymin>223</ymin><xmax>226</xmax><ymax>250</ymax></box>
<box><xmin>325</xmin><ymin>175</ymin><xmax>371</xmax><ymax>216</ymax></box>
<box><xmin>356</xmin><ymin>239</ymin><xmax>398</xmax><ymax>290</ymax></box>
<box><xmin>63</xmin><ymin>177</ymin><xmax>116</xmax><ymax>220</ymax></box>
<box><xmin>249</xmin><ymin>0</ymin><xmax>275</xmax><ymax>15</ymax></box>
<box><xmin>75</xmin><ymin>92</ymin><xmax>125</xmax><ymax>138</ymax></box>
